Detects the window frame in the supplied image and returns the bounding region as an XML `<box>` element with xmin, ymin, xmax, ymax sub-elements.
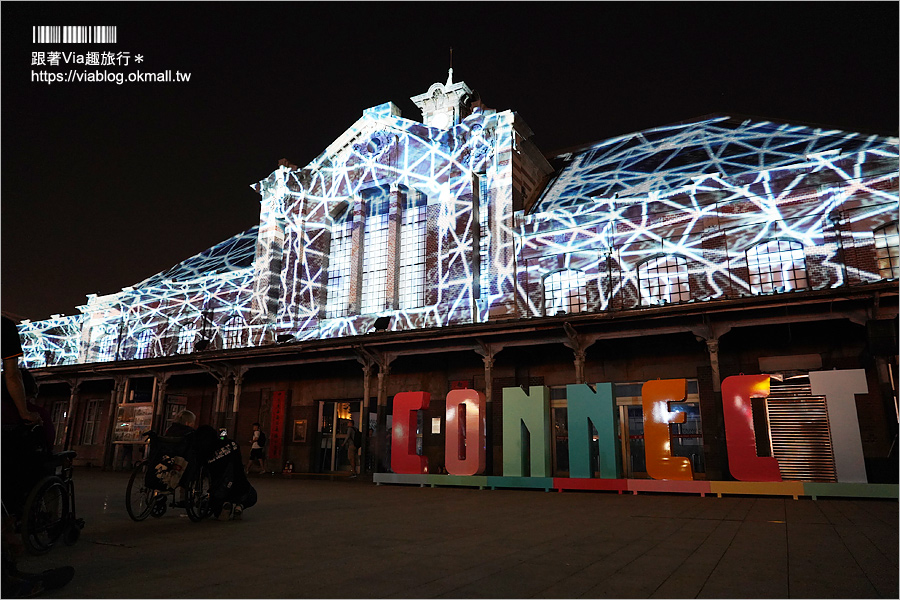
<box><xmin>746</xmin><ymin>239</ymin><xmax>808</xmax><ymax>294</ymax></box>
<box><xmin>637</xmin><ymin>254</ymin><xmax>691</xmax><ymax>306</ymax></box>
<box><xmin>543</xmin><ymin>268</ymin><xmax>588</xmax><ymax>316</ymax></box>
<box><xmin>874</xmin><ymin>222</ymin><xmax>899</xmax><ymax>279</ymax></box>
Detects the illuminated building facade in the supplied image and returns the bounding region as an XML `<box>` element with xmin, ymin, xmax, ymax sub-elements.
<box><xmin>16</xmin><ymin>74</ymin><xmax>899</xmax><ymax>491</ymax></box>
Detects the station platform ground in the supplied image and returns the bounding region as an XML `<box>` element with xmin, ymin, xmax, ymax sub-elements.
<box><xmin>17</xmin><ymin>468</ymin><xmax>898</xmax><ymax>598</ymax></box>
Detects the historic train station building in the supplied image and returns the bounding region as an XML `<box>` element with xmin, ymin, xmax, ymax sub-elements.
<box><xmin>14</xmin><ymin>73</ymin><xmax>899</xmax><ymax>491</ymax></box>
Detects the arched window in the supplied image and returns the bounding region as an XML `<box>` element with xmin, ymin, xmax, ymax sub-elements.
<box><xmin>874</xmin><ymin>222</ymin><xmax>899</xmax><ymax>279</ymax></box>
<box><xmin>223</xmin><ymin>316</ymin><xmax>246</xmax><ymax>349</ymax></box>
<box><xmin>638</xmin><ymin>255</ymin><xmax>690</xmax><ymax>306</ymax></box>
<box><xmin>543</xmin><ymin>269</ymin><xmax>587</xmax><ymax>316</ymax></box>
<box><xmin>325</xmin><ymin>206</ymin><xmax>352</xmax><ymax>319</ymax></box>
<box><xmin>177</xmin><ymin>326</ymin><xmax>196</xmax><ymax>354</ymax></box>
<box><xmin>134</xmin><ymin>329</ymin><xmax>153</xmax><ymax>360</ymax></box>
<box><xmin>398</xmin><ymin>190</ymin><xmax>427</xmax><ymax>310</ymax></box>
<box><xmin>746</xmin><ymin>239</ymin><xmax>808</xmax><ymax>294</ymax></box>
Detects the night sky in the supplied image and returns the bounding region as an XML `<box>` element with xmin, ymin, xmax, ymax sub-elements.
<box><xmin>2</xmin><ymin>2</ymin><xmax>897</xmax><ymax>322</ymax></box>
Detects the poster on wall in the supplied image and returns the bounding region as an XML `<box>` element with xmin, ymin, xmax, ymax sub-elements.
<box><xmin>293</xmin><ymin>420</ymin><xmax>307</xmax><ymax>443</ymax></box>
<box><xmin>269</xmin><ymin>390</ymin><xmax>287</xmax><ymax>461</ymax></box>
<box><xmin>113</xmin><ymin>403</ymin><xmax>153</xmax><ymax>443</ymax></box>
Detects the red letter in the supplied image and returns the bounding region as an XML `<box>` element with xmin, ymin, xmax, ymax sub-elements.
<box><xmin>721</xmin><ymin>374</ymin><xmax>781</xmax><ymax>482</ymax></box>
<box><xmin>391</xmin><ymin>391</ymin><xmax>430</xmax><ymax>474</ymax></box>
<box><xmin>445</xmin><ymin>389</ymin><xmax>486</xmax><ymax>476</ymax></box>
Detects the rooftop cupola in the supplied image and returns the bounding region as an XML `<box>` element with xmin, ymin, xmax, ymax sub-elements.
<box><xmin>410</xmin><ymin>69</ymin><xmax>474</xmax><ymax>130</ymax></box>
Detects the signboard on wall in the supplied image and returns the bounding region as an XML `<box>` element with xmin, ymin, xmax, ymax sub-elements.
<box><xmin>269</xmin><ymin>390</ymin><xmax>288</xmax><ymax>461</ymax></box>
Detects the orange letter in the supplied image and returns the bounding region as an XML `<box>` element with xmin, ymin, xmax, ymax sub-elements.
<box><xmin>721</xmin><ymin>374</ymin><xmax>781</xmax><ymax>481</ymax></box>
<box><xmin>444</xmin><ymin>389</ymin><xmax>486</xmax><ymax>476</ymax></box>
<box><xmin>641</xmin><ymin>379</ymin><xmax>693</xmax><ymax>480</ymax></box>
<box><xmin>391</xmin><ymin>391</ymin><xmax>429</xmax><ymax>474</ymax></box>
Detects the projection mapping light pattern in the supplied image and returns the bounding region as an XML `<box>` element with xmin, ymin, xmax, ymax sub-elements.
<box><xmin>16</xmin><ymin>108</ymin><xmax>899</xmax><ymax>368</ymax></box>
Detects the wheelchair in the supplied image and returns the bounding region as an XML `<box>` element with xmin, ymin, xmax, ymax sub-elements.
<box><xmin>3</xmin><ymin>423</ymin><xmax>85</xmax><ymax>556</ymax></box>
<box><xmin>125</xmin><ymin>431</ymin><xmax>212</xmax><ymax>523</ymax></box>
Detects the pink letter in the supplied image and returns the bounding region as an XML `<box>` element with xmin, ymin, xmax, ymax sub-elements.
<box><xmin>391</xmin><ymin>391</ymin><xmax>430</xmax><ymax>474</ymax></box>
<box><xmin>444</xmin><ymin>389</ymin><xmax>486</xmax><ymax>476</ymax></box>
<box><xmin>721</xmin><ymin>374</ymin><xmax>781</xmax><ymax>482</ymax></box>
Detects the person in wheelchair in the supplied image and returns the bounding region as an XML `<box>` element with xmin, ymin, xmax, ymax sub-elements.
<box><xmin>162</xmin><ymin>410</ymin><xmax>196</xmax><ymax>508</ymax></box>
<box><xmin>192</xmin><ymin>426</ymin><xmax>257</xmax><ymax>521</ymax></box>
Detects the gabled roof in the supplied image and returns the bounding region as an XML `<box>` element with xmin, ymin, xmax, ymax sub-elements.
<box><xmin>533</xmin><ymin>114</ymin><xmax>898</xmax><ymax>213</ymax></box>
<box><xmin>134</xmin><ymin>227</ymin><xmax>258</xmax><ymax>288</ymax></box>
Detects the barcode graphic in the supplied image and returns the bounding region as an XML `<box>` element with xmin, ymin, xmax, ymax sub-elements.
<box><xmin>32</xmin><ymin>26</ymin><xmax>117</xmax><ymax>44</ymax></box>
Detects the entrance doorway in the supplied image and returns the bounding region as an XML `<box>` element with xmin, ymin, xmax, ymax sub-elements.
<box><xmin>316</xmin><ymin>400</ymin><xmax>361</xmax><ymax>473</ymax></box>
<box><xmin>548</xmin><ymin>382</ymin><xmax>705</xmax><ymax>479</ymax></box>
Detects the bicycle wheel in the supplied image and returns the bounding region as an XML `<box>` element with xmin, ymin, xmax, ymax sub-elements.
<box><xmin>21</xmin><ymin>476</ymin><xmax>67</xmax><ymax>555</ymax></box>
<box><xmin>185</xmin><ymin>466</ymin><xmax>212</xmax><ymax>522</ymax></box>
<box><xmin>125</xmin><ymin>462</ymin><xmax>155</xmax><ymax>521</ymax></box>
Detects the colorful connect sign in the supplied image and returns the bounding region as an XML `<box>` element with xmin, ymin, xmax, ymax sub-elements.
<box><xmin>390</xmin><ymin>369</ymin><xmax>869</xmax><ymax>483</ymax></box>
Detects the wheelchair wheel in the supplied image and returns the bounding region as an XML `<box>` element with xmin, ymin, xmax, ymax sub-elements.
<box><xmin>186</xmin><ymin>467</ymin><xmax>212</xmax><ymax>522</ymax></box>
<box><xmin>125</xmin><ymin>462</ymin><xmax>155</xmax><ymax>521</ymax></box>
<box><xmin>21</xmin><ymin>476</ymin><xmax>67</xmax><ymax>555</ymax></box>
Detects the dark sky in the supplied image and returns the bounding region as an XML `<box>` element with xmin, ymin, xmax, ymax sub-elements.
<box><xmin>2</xmin><ymin>2</ymin><xmax>897</xmax><ymax>322</ymax></box>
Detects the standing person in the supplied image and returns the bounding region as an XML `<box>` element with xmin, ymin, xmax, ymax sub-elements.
<box><xmin>2</xmin><ymin>315</ymin><xmax>74</xmax><ymax>598</ymax></box>
<box><xmin>1</xmin><ymin>316</ymin><xmax>40</xmax><ymax>427</ymax></box>
<box><xmin>245</xmin><ymin>422</ymin><xmax>268</xmax><ymax>475</ymax></box>
<box><xmin>342</xmin><ymin>420</ymin><xmax>360</xmax><ymax>477</ymax></box>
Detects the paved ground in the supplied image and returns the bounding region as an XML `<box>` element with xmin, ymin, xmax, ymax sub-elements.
<box><xmin>14</xmin><ymin>469</ymin><xmax>898</xmax><ymax>598</ymax></box>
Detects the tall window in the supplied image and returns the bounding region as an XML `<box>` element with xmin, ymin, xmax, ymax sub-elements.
<box><xmin>81</xmin><ymin>399</ymin><xmax>103</xmax><ymax>445</ymax></box>
<box><xmin>638</xmin><ymin>255</ymin><xmax>690</xmax><ymax>306</ymax></box>
<box><xmin>223</xmin><ymin>316</ymin><xmax>245</xmax><ymax>349</ymax></box>
<box><xmin>134</xmin><ymin>329</ymin><xmax>153</xmax><ymax>360</ymax></box>
<box><xmin>51</xmin><ymin>401</ymin><xmax>67</xmax><ymax>447</ymax></box>
<box><xmin>544</xmin><ymin>269</ymin><xmax>587</xmax><ymax>315</ymax></box>
<box><xmin>399</xmin><ymin>190</ymin><xmax>427</xmax><ymax>310</ymax></box>
<box><xmin>478</xmin><ymin>175</ymin><xmax>490</xmax><ymax>298</ymax></box>
<box><xmin>746</xmin><ymin>240</ymin><xmax>808</xmax><ymax>294</ymax></box>
<box><xmin>97</xmin><ymin>332</ymin><xmax>117</xmax><ymax>362</ymax></box>
<box><xmin>874</xmin><ymin>222</ymin><xmax>899</xmax><ymax>278</ymax></box>
<box><xmin>177</xmin><ymin>326</ymin><xmax>196</xmax><ymax>354</ymax></box>
<box><xmin>325</xmin><ymin>206</ymin><xmax>352</xmax><ymax>319</ymax></box>
<box><xmin>361</xmin><ymin>189</ymin><xmax>391</xmax><ymax>314</ymax></box>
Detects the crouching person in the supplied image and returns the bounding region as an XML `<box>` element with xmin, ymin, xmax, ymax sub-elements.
<box><xmin>193</xmin><ymin>426</ymin><xmax>257</xmax><ymax>521</ymax></box>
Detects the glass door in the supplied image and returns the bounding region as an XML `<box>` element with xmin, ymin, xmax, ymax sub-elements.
<box><xmin>316</xmin><ymin>400</ymin><xmax>361</xmax><ymax>473</ymax></box>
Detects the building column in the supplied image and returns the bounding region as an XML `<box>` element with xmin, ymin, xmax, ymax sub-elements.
<box><xmin>152</xmin><ymin>372</ymin><xmax>171</xmax><ymax>431</ymax></box>
<box><xmin>213</xmin><ymin>373</ymin><xmax>229</xmax><ymax>430</ymax></box>
<box><xmin>359</xmin><ymin>359</ymin><xmax>374</xmax><ymax>474</ymax></box>
<box><xmin>386</xmin><ymin>184</ymin><xmax>402</xmax><ymax>311</ymax></box>
<box><xmin>482</xmin><ymin>354</ymin><xmax>495</xmax><ymax>474</ymax></box>
<box><xmin>348</xmin><ymin>196</ymin><xmax>366</xmax><ymax>315</ymax></box>
<box><xmin>229</xmin><ymin>366</ymin><xmax>247</xmax><ymax>436</ymax></box>
<box><xmin>563</xmin><ymin>322</ymin><xmax>596</xmax><ymax>385</ymax></box>
<box><xmin>103</xmin><ymin>375</ymin><xmax>128</xmax><ymax>470</ymax></box>
<box><xmin>375</xmin><ymin>361</ymin><xmax>392</xmax><ymax>472</ymax></box>
<box><xmin>706</xmin><ymin>339</ymin><xmax>721</xmax><ymax>392</ymax></box>
<box><xmin>475</xmin><ymin>339</ymin><xmax>500</xmax><ymax>475</ymax></box>
<box><xmin>62</xmin><ymin>379</ymin><xmax>81</xmax><ymax>450</ymax></box>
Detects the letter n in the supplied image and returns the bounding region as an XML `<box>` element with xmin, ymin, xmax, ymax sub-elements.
<box><xmin>445</xmin><ymin>389</ymin><xmax>486</xmax><ymax>476</ymax></box>
<box><xmin>502</xmin><ymin>386</ymin><xmax>551</xmax><ymax>477</ymax></box>
<box><xmin>566</xmin><ymin>383</ymin><xmax>620</xmax><ymax>479</ymax></box>
<box><xmin>391</xmin><ymin>391</ymin><xmax>429</xmax><ymax>474</ymax></box>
